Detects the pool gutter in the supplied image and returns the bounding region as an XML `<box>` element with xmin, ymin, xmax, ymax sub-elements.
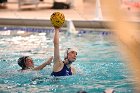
<box><xmin>0</xmin><ymin>18</ymin><xmax>139</xmax><ymax>29</ymax></box>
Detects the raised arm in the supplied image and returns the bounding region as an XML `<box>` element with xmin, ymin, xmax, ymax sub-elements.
<box><xmin>53</xmin><ymin>27</ymin><xmax>63</xmax><ymax>71</ymax></box>
<box><xmin>33</xmin><ymin>56</ymin><xmax>53</xmax><ymax>70</ymax></box>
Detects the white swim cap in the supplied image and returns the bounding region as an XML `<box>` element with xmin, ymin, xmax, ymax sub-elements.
<box><xmin>104</xmin><ymin>88</ymin><xmax>115</xmax><ymax>93</ymax></box>
<box><xmin>64</xmin><ymin>48</ymin><xmax>77</xmax><ymax>59</ymax></box>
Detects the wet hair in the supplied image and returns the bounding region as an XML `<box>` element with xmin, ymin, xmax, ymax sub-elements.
<box><xmin>77</xmin><ymin>90</ymin><xmax>87</xmax><ymax>93</ymax></box>
<box><xmin>18</xmin><ymin>56</ymin><xmax>29</xmax><ymax>70</ymax></box>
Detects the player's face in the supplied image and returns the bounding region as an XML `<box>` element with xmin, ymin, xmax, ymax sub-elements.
<box><xmin>68</xmin><ymin>51</ymin><xmax>77</xmax><ymax>62</ymax></box>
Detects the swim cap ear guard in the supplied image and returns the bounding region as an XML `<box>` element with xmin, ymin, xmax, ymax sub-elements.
<box><xmin>18</xmin><ymin>56</ymin><xmax>29</xmax><ymax>70</ymax></box>
<box><xmin>64</xmin><ymin>48</ymin><xmax>77</xmax><ymax>60</ymax></box>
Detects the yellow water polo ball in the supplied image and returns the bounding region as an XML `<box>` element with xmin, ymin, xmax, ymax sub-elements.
<box><xmin>50</xmin><ymin>12</ymin><xmax>65</xmax><ymax>28</ymax></box>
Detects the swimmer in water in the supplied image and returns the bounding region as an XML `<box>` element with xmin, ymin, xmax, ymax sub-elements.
<box><xmin>51</xmin><ymin>27</ymin><xmax>77</xmax><ymax>76</ymax></box>
<box><xmin>18</xmin><ymin>56</ymin><xmax>53</xmax><ymax>71</ymax></box>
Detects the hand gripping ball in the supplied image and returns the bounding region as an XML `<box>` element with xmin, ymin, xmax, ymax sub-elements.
<box><xmin>50</xmin><ymin>12</ymin><xmax>65</xmax><ymax>28</ymax></box>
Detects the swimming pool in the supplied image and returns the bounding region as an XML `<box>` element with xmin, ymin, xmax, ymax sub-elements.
<box><xmin>0</xmin><ymin>27</ymin><xmax>134</xmax><ymax>93</ymax></box>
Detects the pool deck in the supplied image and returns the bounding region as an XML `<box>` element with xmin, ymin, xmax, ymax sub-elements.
<box><xmin>0</xmin><ymin>1</ymin><xmax>96</xmax><ymax>20</ymax></box>
<box><xmin>0</xmin><ymin>0</ymin><xmax>139</xmax><ymax>28</ymax></box>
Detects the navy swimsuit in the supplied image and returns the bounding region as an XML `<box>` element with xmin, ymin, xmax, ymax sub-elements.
<box><xmin>51</xmin><ymin>64</ymin><xmax>72</xmax><ymax>76</ymax></box>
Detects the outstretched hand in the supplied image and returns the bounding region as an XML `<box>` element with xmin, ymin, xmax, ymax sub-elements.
<box><xmin>46</xmin><ymin>56</ymin><xmax>53</xmax><ymax>65</ymax></box>
<box><xmin>54</xmin><ymin>26</ymin><xmax>60</xmax><ymax>30</ymax></box>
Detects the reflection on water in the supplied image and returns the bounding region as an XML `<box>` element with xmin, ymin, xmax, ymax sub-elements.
<box><xmin>0</xmin><ymin>28</ymin><xmax>134</xmax><ymax>93</ymax></box>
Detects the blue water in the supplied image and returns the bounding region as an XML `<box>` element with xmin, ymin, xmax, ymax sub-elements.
<box><xmin>0</xmin><ymin>27</ymin><xmax>134</xmax><ymax>93</ymax></box>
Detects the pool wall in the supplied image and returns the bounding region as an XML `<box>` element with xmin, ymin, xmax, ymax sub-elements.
<box><xmin>0</xmin><ymin>18</ymin><xmax>109</xmax><ymax>29</ymax></box>
<box><xmin>0</xmin><ymin>18</ymin><xmax>140</xmax><ymax>30</ymax></box>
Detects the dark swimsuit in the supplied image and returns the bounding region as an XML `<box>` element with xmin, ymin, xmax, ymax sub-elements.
<box><xmin>51</xmin><ymin>64</ymin><xmax>72</xmax><ymax>76</ymax></box>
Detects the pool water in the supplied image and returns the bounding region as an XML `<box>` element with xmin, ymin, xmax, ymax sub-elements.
<box><xmin>0</xmin><ymin>27</ymin><xmax>134</xmax><ymax>93</ymax></box>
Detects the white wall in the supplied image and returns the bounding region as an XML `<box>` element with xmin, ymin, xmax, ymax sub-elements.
<box><xmin>8</xmin><ymin>0</ymin><xmax>17</xmax><ymax>2</ymax></box>
<box><xmin>8</xmin><ymin>0</ymin><xmax>54</xmax><ymax>3</ymax></box>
